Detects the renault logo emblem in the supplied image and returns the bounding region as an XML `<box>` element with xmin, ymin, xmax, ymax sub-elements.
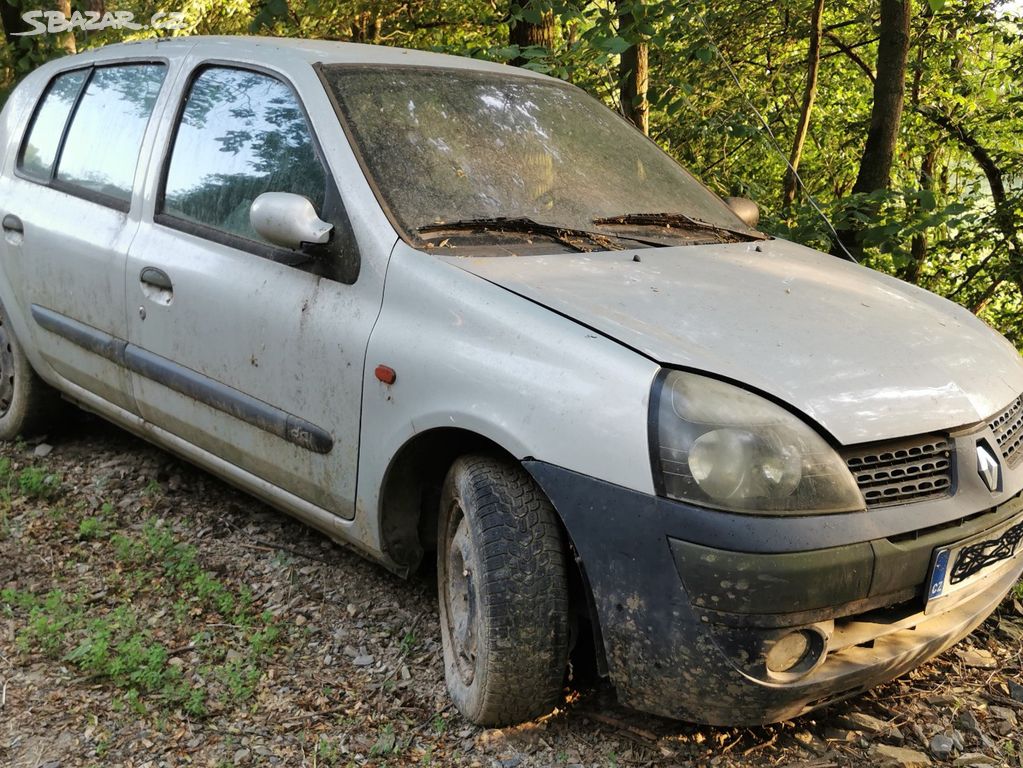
<box><xmin>977</xmin><ymin>444</ymin><xmax>1001</xmax><ymax>493</ymax></box>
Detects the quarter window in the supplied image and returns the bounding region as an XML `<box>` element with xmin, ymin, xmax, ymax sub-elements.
<box><xmin>161</xmin><ymin>67</ymin><xmax>327</xmax><ymax>245</ymax></box>
<box><xmin>56</xmin><ymin>64</ymin><xmax>166</xmax><ymax>203</ymax></box>
<box><xmin>18</xmin><ymin>69</ymin><xmax>88</xmax><ymax>181</ymax></box>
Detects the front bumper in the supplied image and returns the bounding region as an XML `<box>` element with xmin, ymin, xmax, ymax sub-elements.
<box><xmin>525</xmin><ymin>461</ymin><xmax>1023</xmax><ymax>725</ymax></box>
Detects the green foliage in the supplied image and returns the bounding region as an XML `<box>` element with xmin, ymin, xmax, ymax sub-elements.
<box><xmin>3</xmin><ymin>519</ymin><xmax>282</xmax><ymax>717</ymax></box>
<box><xmin>314</xmin><ymin>736</ymin><xmax>342</xmax><ymax>766</ymax></box>
<box><xmin>6</xmin><ymin>465</ymin><xmax>63</xmax><ymax>501</ymax></box>
<box><xmin>77</xmin><ymin>516</ymin><xmax>109</xmax><ymax>540</ymax></box>
<box><xmin>1</xmin><ymin>0</ymin><xmax>1022</xmax><ymax>344</ymax></box>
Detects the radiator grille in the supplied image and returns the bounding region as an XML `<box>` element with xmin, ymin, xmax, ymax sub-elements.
<box><xmin>844</xmin><ymin>437</ymin><xmax>953</xmax><ymax>509</ymax></box>
<box><xmin>989</xmin><ymin>394</ymin><xmax>1023</xmax><ymax>468</ymax></box>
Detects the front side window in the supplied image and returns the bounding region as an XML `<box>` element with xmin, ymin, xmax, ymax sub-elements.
<box><xmin>18</xmin><ymin>69</ymin><xmax>89</xmax><ymax>180</ymax></box>
<box><xmin>56</xmin><ymin>64</ymin><xmax>166</xmax><ymax>203</ymax></box>
<box><xmin>161</xmin><ymin>67</ymin><xmax>327</xmax><ymax>245</ymax></box>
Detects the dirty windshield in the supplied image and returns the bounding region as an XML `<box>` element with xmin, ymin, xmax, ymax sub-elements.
<box><xmin>322</xmin><ymin>65</ymin><xmax>757</xmax><ymax>250</ymax></box>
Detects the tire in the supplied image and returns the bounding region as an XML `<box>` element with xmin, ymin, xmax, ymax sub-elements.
<box><xmin>0</xmin><ymin>302</ymin><xmax>62</xmax><ymax>441</ymax></box>
<box><xmin>437</xmin><ymin>454</ymin><xmax>570</xmax><ymax>726</ymax></box>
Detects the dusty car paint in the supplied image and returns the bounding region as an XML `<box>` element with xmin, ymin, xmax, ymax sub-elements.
<box><xmin>448</xmin><ymin>240</ymin><xmax>1023</xmax><ymax>445</ymax></box>
<box><xmin>1</xmin><ymin>36</ymin><xmax>1023</xmax><ymax>726</ymax></box>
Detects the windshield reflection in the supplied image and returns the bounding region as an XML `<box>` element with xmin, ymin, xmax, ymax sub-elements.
<box><xmin>324</xmin><ymin>66</ymin><xmax>752</xmax><ymax>249</ymax></box>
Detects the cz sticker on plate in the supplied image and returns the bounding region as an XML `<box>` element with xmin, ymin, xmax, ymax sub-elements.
<box><xmin>927</xmin><ymin>515</ymin><xmax>1023</xmax><ymax>606</ymax></box>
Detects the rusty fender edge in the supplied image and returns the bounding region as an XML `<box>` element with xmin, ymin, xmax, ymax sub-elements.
<box><xmin>523</xmin><ymin>461</ymin><xmax>1023</xmax><ymax>726</ymax></box>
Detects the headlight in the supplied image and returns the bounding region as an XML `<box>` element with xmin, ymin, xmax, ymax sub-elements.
<box><xmin>651</xmin><ymin>370</ymin><xmax>864</xmax><ymax>514</ymax></box>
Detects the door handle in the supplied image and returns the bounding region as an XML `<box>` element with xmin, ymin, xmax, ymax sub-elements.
<box><xmin>140</xmin><ymin>267</ymin><xmax>173</xmax><ymax>291</ymax></box>
<box><xmin>2</xmin><ymin>214</ymin><xmax>23</xmax><ymax>234</ymax></box>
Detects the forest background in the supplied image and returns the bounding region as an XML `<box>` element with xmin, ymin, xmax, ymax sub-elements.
<box><xmin>2</xmin><ymin>0</ymin><xmax>1022</xmax><ymax>344</ymax></box>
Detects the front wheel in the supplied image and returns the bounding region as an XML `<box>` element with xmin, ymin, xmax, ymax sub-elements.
<box><xmin>437</xmin><ymin>454</ymin><xmax>570</xmax><ymax>726</ymax></box>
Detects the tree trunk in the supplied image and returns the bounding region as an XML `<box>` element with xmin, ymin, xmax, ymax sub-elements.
<box><xmin>0</xmin><ymin>0</ymin><xmax>31</xmax><ymax>44</ymax></box>
<box><xmin>56</xmin><ymin>0</ymin><xmax>76</xmax><ymax>54</ymax></box>
<box><xmin>617</xmin><ymin>1</ymin><xmax>649</xmax><ymax>134</ymax></box>
<box><xmin>851</xmin><ymin>0</ymin><xmax>912</xmax><ymax>194</ymax></box>
<box><xmin>509</xmin><ymin>3</ymin><xmax>556</xmax><ymax>67</ymax></box>
<box><xmin>782</xmin><ymin>0</ymin><xmax>825</xmax><ymax>209</ymax></box>
<box><xmin>903</xmin><ymin>147</ymin><xmax>936</xmax><ymax>284</ymax></box>
<box><xmin>832</xmin><ymin>0</ymin><xmax>912</xmax><ymax>257</ymax></box>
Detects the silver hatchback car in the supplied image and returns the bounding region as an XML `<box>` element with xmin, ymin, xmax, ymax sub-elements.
<box><xmin>2</xmin><ymin>37</ymin><xmax>1022</xmax><ymax>727</ymax></box>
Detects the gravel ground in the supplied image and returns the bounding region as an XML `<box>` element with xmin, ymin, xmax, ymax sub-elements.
<box><xmin>2</xmin><ymin>413</ymin><xmax>1022</xmax><ymax>768</ymax></box>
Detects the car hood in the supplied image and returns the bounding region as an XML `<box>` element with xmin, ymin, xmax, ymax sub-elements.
<box><xmin>444</xmin><ymin>238</ymin><xmax>1023</xmax><ymax>445</ymax></box>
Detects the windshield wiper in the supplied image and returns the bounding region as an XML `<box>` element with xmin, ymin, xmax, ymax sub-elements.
<box><xmin>417</xmin><ymin>216</ymin><xmax>664</xmax><ymax>252</ymax></box>
<box><xmin>593</xmin><ymin>212</ymin><xmax>767</xmax><ymax>242</ymax></box>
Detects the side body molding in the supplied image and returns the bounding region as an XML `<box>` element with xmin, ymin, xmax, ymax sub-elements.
<box><xmin>30</xmin><ymin>305</ymin><xmax>333</xmax><ymax>454</ymax></box>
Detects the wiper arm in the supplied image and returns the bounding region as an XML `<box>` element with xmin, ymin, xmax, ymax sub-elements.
<box><xmin>593</xmin><ymin>212</ymin><xmax>767</xmax><ymax>242</ymax></box>
<box><xmin>417</xmin><ymin>216</ymin><xmax>663</xmax><ymax>252</ymax></box>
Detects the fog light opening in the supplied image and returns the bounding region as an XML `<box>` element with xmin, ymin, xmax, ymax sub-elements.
<box><xmin>765</xmin><ymin>629</ymin><xmax>827</xmax><ymax>678</ymax></box>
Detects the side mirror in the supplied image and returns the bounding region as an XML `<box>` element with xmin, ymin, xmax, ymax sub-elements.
<box><xmin>724</xmin><ymin>197</ymin><xmax>760</xmax><ymax>228</ymax></box>
<box><xmin>250</xmin><ymin>192</ymin><xmax>333</xmax><ymax>251</ymax></box>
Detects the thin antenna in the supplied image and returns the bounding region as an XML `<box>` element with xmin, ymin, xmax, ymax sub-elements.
<box><xmin>694</xmin><ymin>10</ymin><xmax>858</xmax><ymax>263</ymax></box>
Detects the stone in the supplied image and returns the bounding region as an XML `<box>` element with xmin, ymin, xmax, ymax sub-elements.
<box><xmin>233</xmin><ymin>748</ymin><xmax>252</xmax><ymax>765</ymax></box>
<box><xmin>988</xmin><ymin>705</ymin><xmax>1017</xmax><ymax>725</ymax></box>
<box><xmin>929</xmin><ymin>734</ymin><xmax>954</xmax><ymax>760</ymax></box>
<box><xmin>353</xmin><ymin>654</ymin><xmax>374</xmax><ymax>666</ymax></box>
<box><xmin>870</xmin><ymin>744</ymin><xmax>932</xmax><ymax>767</ymax></box>
<box><xmin>34</xmin><ymin>443</ymin><xmax>53</xmax><ymax>457</ymax></box>
<box><xmin>1008</xmin><ymin>680</ymin><xmax>1023</xmax><ymax>702</ymax></box>
<box><xmin>957</xmin><ymin>648</ymin><xmax>997</xmax><ymax>669</ymax></box>
<box><xmin>956</xmin><ymin>710</ymin><xmax>981</xmax><ymax>735</ymax></box>
<box><xmin>824</xmin><ymin>727</ymin><xmax>857</xmax><ymax>742</ymax></box>
<box><xmin>954</xmin><ymin>754</ymin><xmax>997</xmax><ymax>766</ymax></box>
<box><xmin>992</xmin><ymin>720</ymin><xmax>1013</xmax><ymax>737</ymax></box>
<box><xmin>837</xmin><ymin>711</ymin><xmax>904</xmax><ymax>742</ymax></box>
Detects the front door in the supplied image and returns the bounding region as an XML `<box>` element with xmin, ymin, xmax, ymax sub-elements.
<box><xmin>126</xmin><ymin>64</ymin><xmax>375</xmax><ymax>517</ymax></box>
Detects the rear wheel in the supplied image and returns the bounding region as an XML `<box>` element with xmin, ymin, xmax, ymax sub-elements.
<box><xmin>437</xmin><ymin>454</ymin><xmax>570</xmax><ymax>725</ymax></box>
<box><xmin>0</xmin><ymin>303</ymin><xmax>61</xmax><ymax>441</ymax></box>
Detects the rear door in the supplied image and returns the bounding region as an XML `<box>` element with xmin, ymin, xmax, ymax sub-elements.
<box><xmin>0</xmin><ymin>62</ymin><xmax>168</xmax><ymax>414</ymax></box>
<box><xmin>125</xmin><ymin>63</ymin><xmax>374</xmax><ymax>517</ymax></box>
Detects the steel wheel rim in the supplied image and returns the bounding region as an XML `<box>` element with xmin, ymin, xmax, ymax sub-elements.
<box><xmin>444</xmin><ymin>500</ymin><xmax>479</xmax><ymax>687</ymax></box>
<box><xmin>0</xmin><ymin>319</ymin><xmax>15</xmax><ymax>418</ymax></box>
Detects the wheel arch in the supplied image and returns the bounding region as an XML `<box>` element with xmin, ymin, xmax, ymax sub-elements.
<box><xmin>377</xmin><ymin>426</ymin><xmax>515</xmax><ymax>572</ymax></box>
<box><xmin>376</xmin><ymin>426</ymin><xmax>609</xmax><ymax>678</ymax></box>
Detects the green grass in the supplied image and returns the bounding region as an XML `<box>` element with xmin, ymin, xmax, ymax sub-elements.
<box><xmin>77</xmin><ymin>516</ymin><xmax>109</xmax><ymax>540</ymax></box>
<box><xmin>1</xmin><ymin>516</ymin><xmax>284</xmax><ymax>718</ymax></box>
<box><xmin>0</xmin><ymin>456</ymin><xmax>63</xmax><ymax>502</ymax></box>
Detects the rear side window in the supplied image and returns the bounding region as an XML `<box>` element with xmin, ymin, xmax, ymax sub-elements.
<box><xmin>18</xmin><ymin>69</ymin><xmax>88</xmax><ymax>180</ymax></box>
<box><xmin>161</xmin><ymin>67</ymin><xmax>327</xmax><ymax>243</ymax></box>
<box><xmin>56</xmin><ymin>64</ymin><xmax>166</xmax><ymax>203</ymax></box>
<box><xmin>17</xmin><ymin>63</ymin><xmax>166</xmax><ymax>208</ymax></box>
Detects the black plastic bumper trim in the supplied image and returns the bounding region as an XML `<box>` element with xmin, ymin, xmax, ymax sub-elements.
<box><xmin>30</xmin><ymin>304</ymin><xmax>333</xmax><ymax>454</ymax></box>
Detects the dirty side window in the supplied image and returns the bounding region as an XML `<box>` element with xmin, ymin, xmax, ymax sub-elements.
<box><xmin>17</xmin><ymin>69</ymin><xmax>89</xmax><ymax>181</ymax></box>
<box><xmin>55</xmin><ymin>64</ymin><xmax>166</xmax><ymax>204</ymax></box>
<box><xmin>160</xmin><ymin>67</ymin><xmax>327</xmax><ymax>244</ymax></box>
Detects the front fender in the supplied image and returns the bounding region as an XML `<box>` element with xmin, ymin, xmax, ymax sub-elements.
<box><xmin>351</xmin><ymin>242</ymin><xmax>659</xmax><ymax>558</ymax></box>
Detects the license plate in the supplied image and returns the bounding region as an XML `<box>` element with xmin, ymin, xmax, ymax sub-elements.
<box><xmin>927</xmin><ymin>513</ymin><xmax>1023</xmax><ymax>605</ymax></box>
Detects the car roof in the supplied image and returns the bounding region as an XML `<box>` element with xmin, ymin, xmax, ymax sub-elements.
<box><xmin>56</xmin><ymin>35</ymin><xmax>550</xmax><ymax>80</ymax></box>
